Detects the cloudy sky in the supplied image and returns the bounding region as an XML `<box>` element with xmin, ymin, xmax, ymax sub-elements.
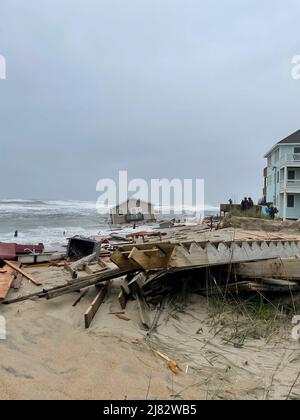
<box><xmin>0</xmin><ymin>0</ymin><xmax>300</xmax><ymax>206</ymax></box>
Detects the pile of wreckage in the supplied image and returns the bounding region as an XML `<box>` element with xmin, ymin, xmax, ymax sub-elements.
<box><xmin>1</xmin><ymin>226</ymin><xmax>300</xmax><ymax>330</ymax></box>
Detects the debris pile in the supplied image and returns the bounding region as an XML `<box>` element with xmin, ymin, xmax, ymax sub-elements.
<box><xmin>1</xmin><ymin>226</ymin><xmax>300</xmax><ymax>332</ymax></box>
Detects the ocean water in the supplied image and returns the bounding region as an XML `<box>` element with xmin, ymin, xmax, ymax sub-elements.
<box><xmin>0</xmin><ymin>199</ymin><xmax>219</xmax><ymax>250</ymax></box>
<box><xmin>0</xmin><ymin>199</ymin><xmax>109</xmax><ymax>250</ymax></box>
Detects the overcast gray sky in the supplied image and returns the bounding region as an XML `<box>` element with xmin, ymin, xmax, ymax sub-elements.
<box><xmin>0</xmin><ymin>0</ymin><xmax>300</xmax><ymax>206</ymax></box>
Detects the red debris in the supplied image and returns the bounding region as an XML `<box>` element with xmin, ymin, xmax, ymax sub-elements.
<box><xmin>0</xmin><ymin>243</ymin><xmax>44</xmax><ymax>261</ymax></box>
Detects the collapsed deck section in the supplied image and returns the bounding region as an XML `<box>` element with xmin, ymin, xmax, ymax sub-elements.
<box><xmin>111</xmin><ymin>239</ymin><xmax>300</xmax><ymax>271</ymax></box>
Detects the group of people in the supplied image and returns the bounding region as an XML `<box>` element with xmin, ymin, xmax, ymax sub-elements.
<box><xmin>265</xmin><ymin>203</ymin><xmax>279</xmax><ymax>219</ymax></box>
<box><xmin>228</xmin><ymin>197</ymin><xmax>279</xmax><ymax>220</ymax></box>
<box><xmin>240</xmin><ymin>197</ymin><xmax>254</xmax><ymax>211</ymax></box>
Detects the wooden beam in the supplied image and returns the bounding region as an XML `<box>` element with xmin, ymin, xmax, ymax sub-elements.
<box><xmin>72</xmin><ymin>288</ymin><xmax>89</xmax><ymax>307</ymax></box>
<box><xmin>64</xmin><ymin>263</ymin><xmax>78</xmax><ymax>279</ymax></box>
<box><xmin>110</xmin><ymin>248</ymin><xmax>140</xmax><ymax>270</ymax></box>
<box><xmin>84</xmin><ymin>282</ymin><xmax>110</xmax><ymax>328</ymax></box>
<box><xmin>118</xmin><ymin>290</ymin><xmax>128</xmax><ymax>310</ymax></box>
<box><xmin>0</xmin><ymin>265</ymin><xmax>16</xmax><ymax>300</ymax></box>
<box><xmin>3</xmin><ymin>260</ymin><xmax>41</xmax><ymax>286</ymax></box>
<box><xmin>3</xmin><ymin>267</ymin><xmax>135</xmax><ymax>305</ymax></box>
<box><xmin>234</xmin><ymin>259</ymin><xmax>300</xmax><ymax>281</ymax></box>
<box><xmin>128</xmin><ymin>247</ymin><xmax>171</xmax><ymax>270</ymax></box>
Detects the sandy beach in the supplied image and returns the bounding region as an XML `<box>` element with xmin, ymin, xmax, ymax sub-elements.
<box><xmin>1</xmin><ymin>264</ymin><xmax>299</xmax><ymax>400</ymax></box>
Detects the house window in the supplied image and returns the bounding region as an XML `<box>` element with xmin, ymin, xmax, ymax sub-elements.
<box><xmin>136</xmin><ymin>199</ymin><xmax>141</xmax><ymax>207</ymax></box>
<box><xmin>275</xmin><ymin>149</ymin><xmax>280</xmax><ymax>162</ymax></box>
<box><xmin>294</xmin><ymin>147</ymin><xmax>300</xmax><ymax>154</ymax></box>
<box><xmin>277</xmin><ymin>172</ymin><xmax>280</xmax><ymax>183</ymax></box>
<box><xmin>287</xmin><ymin>195</ymin><xmax>295</xmax><ymax>208</ymax></box>
<box><xmin>288</xmin><ymin>170</ymin><xmax>295</xmax><ymax>180</ymax></box>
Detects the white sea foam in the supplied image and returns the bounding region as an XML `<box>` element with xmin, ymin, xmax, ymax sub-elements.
<box><xmin>0</xmin><ymin>199</ymin><xmax>219</xmax><ymax>249</ymax></box>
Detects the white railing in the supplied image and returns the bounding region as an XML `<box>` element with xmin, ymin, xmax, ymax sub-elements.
<box><xmin>280</xmin><ymin>179</ymin><xmax>300</xmax><ymax>190</ymax></box>
<box><xmin>280</xmin><ymin>154</ymin><xmax>300</xmax><ymax>164</ymax></box>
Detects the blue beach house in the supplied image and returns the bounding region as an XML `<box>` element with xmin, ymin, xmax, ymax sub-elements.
<box><xmin>264</xmin><ymin>130</ymin><xmax>300</xmax><ymax>220</ymax></box>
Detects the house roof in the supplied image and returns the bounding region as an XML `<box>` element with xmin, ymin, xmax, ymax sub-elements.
<box><xmin>264</xmin><ymin>129</ymin><xmax>300</xmax><ymax>157</ymax></box>
<box><xmin>277</xmin><ymin>129</ymin><xmax>300</xmax><ymax>145</ymax></box>
<box><xmin>110</xmin><ymin>198</ymin><xmax>154</xmax><ymax>211</ymax></box>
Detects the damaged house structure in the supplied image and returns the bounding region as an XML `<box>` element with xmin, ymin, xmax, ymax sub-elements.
<box><xmin>109</xmin><ymin>198</ymin><xmax>156</xmax><ymax>226</ymax></box>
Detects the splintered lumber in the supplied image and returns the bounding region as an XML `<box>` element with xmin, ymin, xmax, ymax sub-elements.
<box><xmin>0</xmin><ymin>265</ymin><xmax>16</xmax><ymax>300</ymax></box>
<box><xmin>234</xmin><ymin>259</ymin><xmax>300</xmax><ymax>281</ymax></box>
<box><xmin>2</xmin><ymin>267</ymin><xmax>135</xmax><ymax>305</ymax></box>
<box><xmin>3</xmin><ymin>260</ymin><xmax>41</xmax><ymax>286</ymax></box>
<box><xmin>84</xmin><ymin>282</ymin><xmax>110</xmax><ymax>328</ymax></box>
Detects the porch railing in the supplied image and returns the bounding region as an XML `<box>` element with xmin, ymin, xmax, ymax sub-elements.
<box><xmin>280</xmin><ymin>179</ymin><xmax>300</xmax><ymax>190</ymax></box>
<box><xmin>280</xmin><ymin>154</ymin><xmax>300</xmax><ymax>164</ymax></box>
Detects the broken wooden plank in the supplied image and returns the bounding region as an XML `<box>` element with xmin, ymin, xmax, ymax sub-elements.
<box><xmin>2</xmin><ymin>267</ymin><xmax>135</xmax><ymax>305</ymax></box>
<box><xmin>118</xmin><ymin>290</ymin><xmax>128</xmax><ymax>310</ymax></box>
<box><xmin>72</xmin><ymin>288</ymin><xmax>89</xmax><ymax>307</ymax></box>
<box><xmin>3</xmin><ymin>260</ymin><xmax>41</xmax><ymax>286</ymax></box>
<box><xmin>84</xmin><ymin>282</ymin><xmax>110</xmax><ymax>328</ymax></box>
<box><xmin>120</xmin><ymin>277</ymin><xmax>132</xmax><ymax>297</ymax></box>
<box><xmin>0</xmin><ymin>265</ymin><xmax>16</xmax><ymax>300</ymax></box>
<box><xmin>70</xmin><ymin>252</ymin><xmax>97</xmax><ymax>271</ymax></box>
<box><xmin>234</xmin><ymin>259</ymin><xmax>300</xmax><ymax>280</ymax></box>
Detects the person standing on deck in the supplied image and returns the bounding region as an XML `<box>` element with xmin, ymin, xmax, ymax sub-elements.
<box><xmin>241</xmin><ymin>198</ymin><xmax>247</xmax><ymax>211</ymax></box>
